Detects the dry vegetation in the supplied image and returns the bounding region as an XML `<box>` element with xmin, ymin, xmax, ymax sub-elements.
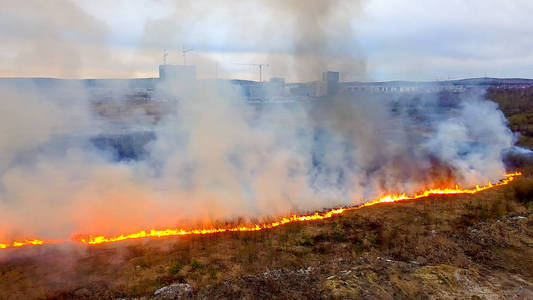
<box><xmin>0</xmin><ymin>88</ymin><xmax>532</xmax><ymax>299</ymax></box>
<box><xmin>487</xmin><ymin>86</ymin><xmax>533</xmax><ymax>148</ymax></box>
<box><xmin>0</xmin><ymin>177</ymin><xmax>532</xmax><ymax>299</ymax></box>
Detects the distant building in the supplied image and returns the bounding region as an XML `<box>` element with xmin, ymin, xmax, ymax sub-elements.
<box><xmin>158</xmin><ymin>64</ymin><xmax>196</xmax><ymax>82</ymax></box>
<box><xmin>287</xmin><ymin>82</ymin><xmax>321</xmax><ymax>97</ymax></box>
<box><xmin>265</xmin><ymin>77</ymin><xmax>286</xmax><ymax>96</ymax></box>
<box><xmin>322</xmin><ymin>71</ymin><xmax>340</xmax><ymax>96</ymax></box>
<box><xmin>269</xmin><ymin>77</ymin><xmax>285</xmax><ymax>86</ymax></box>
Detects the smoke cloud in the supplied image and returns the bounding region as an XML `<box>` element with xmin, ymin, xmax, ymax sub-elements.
<box><xmin>0</xmin><ymin>0</ymin><xmax>514</xmax><ymax>242</ymax></box>
<box><xmin>139</xmin><ymin>0</ymin><xmax>366</xmax><ymax>81</ymax></box>
<box><xmin>0</xmin><ymin>80</ymin><xmax>514</xmax><ymax>242</ymax></box>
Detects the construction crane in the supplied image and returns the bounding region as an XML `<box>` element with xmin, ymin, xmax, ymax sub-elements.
<box><xmin>163</xmin><ymin>49</ymin><xmax>168</xmax><ymax>65</ymax></box>
<box><xmin>182</xmin><ymin>45</ymin><xmax>193</xmax><ymax>65</ymax></box>
<box><xmin>235</xmin><ymin>63</ymin><xmax>270</xmax><ymax>82</ymax></box>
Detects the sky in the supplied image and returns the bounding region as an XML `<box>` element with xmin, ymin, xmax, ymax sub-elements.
<box><xmin>0</xmin><ymin>0</ymin><xmax>532</xmax><ymax>81</ymax></box>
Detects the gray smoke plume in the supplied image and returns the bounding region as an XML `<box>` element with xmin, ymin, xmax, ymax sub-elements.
<box><xmin>0</xmin><ymin>80</ymin><xmax>514</xmax><ymax>242</ymax></box>
<box><xmin>139</xmin><ymin>0</ymin><xmax>366</xmax><ymax>81</ymax></box>
<box><xmin>0</xmin><ymin>0</ymin><xmax>514</xmax><ymax>242</ymax></box>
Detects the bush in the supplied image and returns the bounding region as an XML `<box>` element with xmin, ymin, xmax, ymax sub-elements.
<box><xmin>190</xmin><ymin>259</ymin><xmax>203</xmax><ymax>272</ymax></box>
<box><xmin>331</xmin><ymin>230</ymin><xmax>347</xmax><ymax>242</ymax></box>
<box><xmin>208</xmin><ymin>265</ymin><xmax>218</xmax><ymax>280</ymax></box>
<box><xmin>169</xmin><ymin>262</ymin><xmax>182</xmax><ymax>275</ymax></box>
<box><xmin>298</xmin><ymin>234</ymin><xmax>313</xmax><ymax>247</ymax></box>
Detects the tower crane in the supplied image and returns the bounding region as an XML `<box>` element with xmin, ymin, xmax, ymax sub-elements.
<box><xmin>182</xmin><ymin>45</ymin><xmax>193</xmax><ymax>65</ymax></box>
<box><xmin>163</xmin><ymin>49</ymin><xmax>168</xmax><ymax>65</ymax></box>
<box><xmin>235</xmin><ymin>63</ymin><xmax>270</xmax><ymax>82</ymax></box>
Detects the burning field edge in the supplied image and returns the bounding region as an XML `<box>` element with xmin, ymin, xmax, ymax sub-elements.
<box><xmin>0</xmin><ymin>172</ymin><xmax>522</xmax><ymax>250</ymax></box>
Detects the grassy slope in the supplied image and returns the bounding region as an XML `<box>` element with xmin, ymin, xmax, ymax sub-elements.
<box><xmin>487</xmin><ymin>86</ymin><xmax>533</xmax><ymax>148</ymax></box>
<box><xmin>0</xmin><ymin>178</ymin><xmax>532</xmax><ymax>299</ymax></box>
<box><xmin>1</xmin><ymin>88</ymin><xmax>533</xmax><ymax>299</ymax></box>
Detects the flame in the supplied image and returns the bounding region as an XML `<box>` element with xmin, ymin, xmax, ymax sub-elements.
<box><xmin>0</xmin><ymin>172</ymin><xmax>522</xmax><ymax>249</ymax></box>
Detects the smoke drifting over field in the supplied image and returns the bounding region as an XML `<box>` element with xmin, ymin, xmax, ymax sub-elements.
<box><xmin>0</xmin><ymin>81</ymin><xmax>514</xmax><ymax>241</ymax></box>
<box><xmin>0</xmin><ymin>0</ymin><xmax>514</xmax><ymax>242</ymax></box>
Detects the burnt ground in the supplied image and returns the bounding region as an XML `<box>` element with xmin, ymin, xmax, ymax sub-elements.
<box><xmin>0</xmin><ymin>177</ymin><xmax>532</xmax><ymax>299</ymax></box>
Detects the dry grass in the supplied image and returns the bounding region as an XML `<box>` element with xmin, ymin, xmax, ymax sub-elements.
<box><xmin>0</xmin><ymin>179</ymin><xmax>532</xmax><ymax>299</ymax></box>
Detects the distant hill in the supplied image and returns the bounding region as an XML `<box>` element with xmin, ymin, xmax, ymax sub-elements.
<box><xmin>343</xmin><ymin>77</ymin><xmax>533</xmax><ymax>86</ymax></box>
<box><xmin>1</xmin><ymin>76</ymin><xmax>532</xmax><ymax>87</ymax></box>
<box><xmin>0</xmin><ymin>77</ymin><xmax>157</xmax><ymax>89</ymax></box>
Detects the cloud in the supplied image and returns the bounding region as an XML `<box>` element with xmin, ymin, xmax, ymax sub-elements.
<box><xmin>0</xmin><ymin>1</ymin><xmax>113</xmax><ymax>77</ymax></box>
<box><xmin>358</xmin><ymin>0</ymin><xmax>533</xmax><ymax>80</ymax></box>
<box><xmin>137</xmin><ymin>0</ymin><xmax>366</xmax><ymax>81</ymax></box>
<box><xmin>1</xmin><ymin>0</ymin><xmax>531</xmax><ymax>80</ymax></box>
<box><xmin>0</xmin><ymin>0</ymin><xmax>367</xmax><ymax>81</ymax></box>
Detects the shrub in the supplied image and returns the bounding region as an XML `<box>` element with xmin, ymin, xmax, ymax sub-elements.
<box><xmin>298</xmin><ymin>234</ymin><xmax>313</xmax><ymax>247</ymax></box>
<box><xmin>169</xmin><ymin>262</ymin><xmax>182</xmax><ymax>275</ymax></box>
<box><xmin>208</xmin><ymin>265</ymin><xmax>218</xmax><ymax>280</ymax></box>
<box><xmin>363</xmin><ymin>233</ymin><xmax>377</xmax><ymax>249</ymax></box>
<box><xmin>489</xmin><ymin>199</ymin><xmax>507</xmax><ymax>218</ymax></box>
<box><xmin>190</xmin><ymin>259</ymin><xmax>203</xmax><ymax>272</ymax></box>
<box><xmin>331</xmin><ymin>230</ymin><xmax>347</xmax><ymax>242</ymax></box>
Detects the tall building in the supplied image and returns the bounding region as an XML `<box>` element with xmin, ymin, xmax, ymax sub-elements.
<box><xmin>322</xmin><ymin>71</ymin><xmax>340</xmax><ymax>96</ymax></box>
<box><xmin>159</xmin><ymin>64</ymin><xmax>196</xmax><ymax>82</ymax></box>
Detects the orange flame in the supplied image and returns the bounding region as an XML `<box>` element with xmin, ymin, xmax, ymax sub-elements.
<box><xmin>0</xmin><ymin>172</ymin><xmax>522</xmax><ymax>249</ymax></box>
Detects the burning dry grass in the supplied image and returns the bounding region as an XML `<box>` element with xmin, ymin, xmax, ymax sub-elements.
<box><xmin>1</xmin><ymin>173</ymin><xmax>520</xmax><ymax>250</ymax></box>
<box><xmin>0</xmin><ymin>178</ymin><xmax>532</xmax><ymax>299</ymax></box>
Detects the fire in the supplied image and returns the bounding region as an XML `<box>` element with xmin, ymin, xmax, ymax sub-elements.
<box><xmin>0</xmin><ymin>172</ymin><xmax>522</xmax><ymax>250</ymax></box>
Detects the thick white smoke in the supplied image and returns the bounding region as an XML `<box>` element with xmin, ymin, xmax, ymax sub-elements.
<box><xmin>0</xmin><ymin>80</ymin><xmax>514</xmax><ymax>241</ymax></box>
<box><xmin>426</xmin><ymin>96</ymin><xmax>513</xmax><ymax>185</ymax></box>
<box><xmin>139</xmin><ymin>0</ymin><xmax>367</xmax><ymax>81</ymax></box>
<box><xmin>0</xmin><ymin>0</ymin><xmax>515</xmax><ymax>242</ymax></box>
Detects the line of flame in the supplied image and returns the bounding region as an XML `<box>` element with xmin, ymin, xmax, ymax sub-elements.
<box><xmin>0</xmin><ymin>172</ymin><xmax>522</xmax><ymax>249</ymax></box>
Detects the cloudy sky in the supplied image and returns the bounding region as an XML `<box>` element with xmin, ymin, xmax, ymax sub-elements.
<box><xmin>1</xmin><ymin>0</ymin><xmax>532</xmax><ymax>81</ymax></box>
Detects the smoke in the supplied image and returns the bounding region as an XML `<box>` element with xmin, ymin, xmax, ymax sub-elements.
<box><xmin>0</xmin><ymin>79</ymin><xmax>514</xmax><ymax>242</ymax></box>
<box><xmin>269</xmin><ymin>0</ymin><xmax>366</xmax><ymax>80</ymax></box>
<box><xmin>0</xmin><ymin>0</ymin><xmax>152</xmax><ymax>78</ymax></box>
<box><xmin>1</xmin><ymin>0</ymin><xmax>366</xmax><ymax>80</ymax></box>
<box><xmin>139</xmin><ymin>0</ymin><xmax>366</xmax><ymax>81</ymax></box>
<box><xmin>425</xmin><ymin>95</ymin><xmax>514</xmax><ymax>185</ymax></box>
<box><xmin>0</xmin><ymin>0</ymin><xmax>515</xmax><ymax>242</ymax></box>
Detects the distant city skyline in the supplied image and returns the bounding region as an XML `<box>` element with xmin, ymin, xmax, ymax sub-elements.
<box><xmin>1</xmin><ymin>0</ymin><xmax>532</xmax><ymax>81</ymax></box>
